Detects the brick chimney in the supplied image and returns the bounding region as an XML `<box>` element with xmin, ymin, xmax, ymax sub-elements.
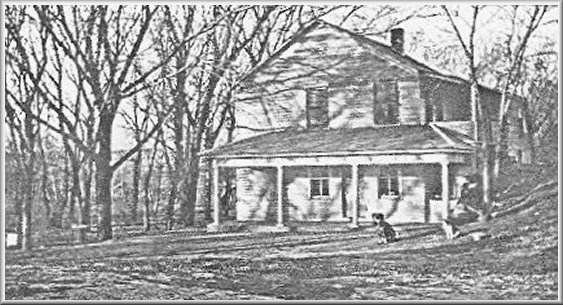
<box><xmin>390</xmin><ymin>28</ymin><xmax>404</xmax><ymax>54</ymax></box>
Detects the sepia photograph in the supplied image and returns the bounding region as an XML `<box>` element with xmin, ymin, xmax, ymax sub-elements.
<box><xmin>2</xmin><ymin>1</ymin><xmax>560</xmax><ymax>300</ymax></box>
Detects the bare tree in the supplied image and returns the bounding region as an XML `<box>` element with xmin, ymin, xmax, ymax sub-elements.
<box><xmin>520</xmin><ymin>54</ymin><xmax>558</xmax><ymax>166</ymax></box>
<box><xmin>151</xmin><ymin>5</ymin><xmax>200</xmax><ymax>229</ymax></box>
<box><xmin>443</xmin><ymin>5</ymin><xmax>495</xmax><ymax>221</ymax></box>
<box><xmin>490</xmin><ymin>5</ymin><xmax>550</xmax><ymax>177</ymax></box>
<box><xmin>119</xmin><ymin>90</ymin><xmax>152</xmax><ymax>225</ymax></box>
<box><xmin>5</xmin><ymin>5</ymin><xmax>50</xmax><ymax>250</ymax></box>
<box><xmin>34</xmin><ymin>6</ymin><xmax>171</xmax><ymax>240</ymax></box>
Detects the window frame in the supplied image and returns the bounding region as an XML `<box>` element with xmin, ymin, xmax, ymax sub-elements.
<box><xmin>378</xmin><ymin>175</ymin><xmax>400</xmax><ymax>198</ymax></box>
<box><xmin>305</xmin><ymin>86</ymin><xmax>329</xmax><ymax>129</ymax></box>
<box><xmin>310</xmin><ymin>177</ymin><xmax>330</xmax><ymax>198</ymax></box>
<box><xmin>373</xmin><ymin>80</ymin><xmax>399</xmax><ymax>125</ymax></box>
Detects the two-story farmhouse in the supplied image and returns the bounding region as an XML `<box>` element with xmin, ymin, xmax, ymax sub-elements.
<box><xmin>201</xmin><ymin>20</ymin><xmax>531</xmax><ymax>232</ymax></box>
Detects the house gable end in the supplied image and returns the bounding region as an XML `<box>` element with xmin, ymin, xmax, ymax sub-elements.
<box><xmin>240</xmin><ymin>20</ymin><xmax>421</xmax><ymax>92</ymax></box>
<box><xmin>233</xmin><ymin>21</ymin><xmax>427</xmax><ymax>138</ymax></box>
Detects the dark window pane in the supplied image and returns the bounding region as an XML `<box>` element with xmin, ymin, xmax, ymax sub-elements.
<box><xmin>306</xmin><ymin>87</ymin><xmax>328</xmax><ymax>128</ymax></box>
<box><xmin>311</xmin><ymin>179</ymin><xmax>320</xmax><ymax>197</ymax></box>
<box><xmin>378</xmin><ymin>177</ymin><xmax>389</xmax><ymax>197</ymax></box>
<box><xmin>374</xmin><ymin>81</ymin><xmax>399</xmax><ymax>125</ymax></box>
<box><xmin>321</xmin><ymin>179</ymin><xmax>330</xmax><ymax>196</ymax></box>
<box><xmin>390</xmin><ymin>177</ymin><xmax>399</xmax><ymax>195</ymax></box>
<box><xmin>379</xmin><ymin>176</ymin><xmax>399</xmax><ymax>197</ymax></box>
<box><xmin>311</xmin><ymin>178</ymin><xmax>329</xmax><ymax>197</ymax></box>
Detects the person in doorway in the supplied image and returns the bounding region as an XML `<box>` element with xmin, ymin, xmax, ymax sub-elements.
<box><xmin>372</xmin><ymin>213</ymin><xmax>397</xmax><ymax>243</ymax></box>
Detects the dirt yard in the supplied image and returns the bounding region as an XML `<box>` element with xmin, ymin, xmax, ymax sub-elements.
<box><xmin>4</xmin><ymin>188</ymin><xmax>558</xmax><ymax>300</ymax></box>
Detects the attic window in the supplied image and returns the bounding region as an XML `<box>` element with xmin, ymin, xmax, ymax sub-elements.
<box><xmin>373</xmin><ymin>81</ymin><xmax>399</xmax><ymax>125</ymax></box>
<box><xmin>306</xmin><ymin>86</ymin><xmax>329</xmax><ymax>128</ymax></box>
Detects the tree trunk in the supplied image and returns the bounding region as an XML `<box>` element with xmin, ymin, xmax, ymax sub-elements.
<box><xmin>493</xmin><ymin>90</ymin><xmax>511</xmax><ymax>179</ymax></box>
<box><xmin>480</xmin><ymin>141</ymin><xmax>493</xmax><ymax>221</ymax></box>
<box><xmin>494</xmin><ymin>117</ymin><xmax>510</xmax><ymax>178</ymax></box>
<box><xmin>170</xmin><ymin>49</ymin><xmax>187</xmax><ymax>227</ymax></box>
<box><xmin>15</xmin><ymin>174</ymin><xmax>23</xmax><ymax>248</ymax></box>
<box><xmin>483</xmin><ymin>125</ymin><xmax>495</xmax><ymax>220</ymax></box>
<box><xmin>142</xmin><ymin>173</ymin><xmax>151</xmax><ymax>232</ymax></box>
<box><xmin>130</xmin><ymin>150</ymin><xmax>142</xmax><ymax>225</ymax></box>
<box><xmin>21</xmin><ymin>98</ymin><xmax>37</xmax><ymax>250</ymax></box>
<box><xmin>470</xmin><ymin>81</ymin><xmax>493</xmax><ymax>222</ymax></box>
<box><xmin>143</xmin><ymin>196</ymin><xmax>151</xmax><ymax>231</ymax></box>
<box><xmin>186</xmin><ymin>70</ymin><xmax>222</xmax><ymax>226</ymax></box>
<box><xmin>21</xmin><ymin>162</ymin><xmax>34</xmax><ymax>250</ymax></box>
<box><xmin>82</xmin><ymin>158</ymin><xmax>93</xmax><ymax>226</ymax></box>
<box><xmin>70</xmin><ymin>162</ymin><xmax>82</xmax><ymax>224</ymax></box>
<box><xmin>142</xmin><ymin>166</ymin><xmax>152</xmax><ymax>231</ymax></box>
<box><xmin>162</xmin><ymin>142</ymin><xmax>176</xmax><ymax>230</ymax></box>
<box><xmin>185</xmin><ymin>154</ymin><xmax>200</xmax><ymax>226</ymax></box>
<box><xmin>82</xmin><ymin>116</ymin><xmax>95</xmax><ymax>227</ymax></box>
<box><xmin>143</xmin><ymin>141</ymin><xmax>159</xmax><ymax>231</ymax></box>
<box><xmin>52</xmin><ymin>159</ymin><xmax>70</xmax><ymax>228</ymax></box>
<box><xmin>39</xmin><ymin>141</ymin><xmax>51</xmax><ymax>226</ymax></box>
<box><xmin>96</xmin><ymin>112</ymin><xmax>115</xmax><ymax>241</ymax></box>
<box><xmin>474</xmin><ymin>82</ymin><xmax>494</xmax><ymax>222</ymax></box>
<box><xmin>154</xmin><ymin>165</ymin><xmax>164</xmax><ymax>227</ymax></box>
<box><xmin>67</xmin><ymin>165</ymin><xmax>77</xmax><ymax>225</ymax></box>
<box><xmin>166</xmin><ymin>186</ymin><xmax>176</xmax><ymax>230</ymax></box>
<box><xmin>167</xmin><ymin>118</ymin><xmax>183</xmax><ymax>229</ymax></box>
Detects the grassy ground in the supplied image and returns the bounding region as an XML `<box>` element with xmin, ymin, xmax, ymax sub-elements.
<box><xmin>4</xmin><ymin>170</ymin><xmax>559</xmax><ymax>300</ymax></box>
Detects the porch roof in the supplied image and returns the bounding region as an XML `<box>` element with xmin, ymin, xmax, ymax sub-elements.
<box><xmin>202</xmin><ymin>124</ymin><xmax>474</xmax><ymax>159</ymax></box>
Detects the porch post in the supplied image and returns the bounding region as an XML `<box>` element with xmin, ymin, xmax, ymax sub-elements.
<box><xmin>441</xmin><ymin>160</ymin><xmax>450</xmax><ymax>220</ymax></box>
<box><xmin>212</xmin><ymin>159</ymin><xmax>220</xmax><ymax>226</ymax></box>
<box><xmin>206</xmin><ymin>159</ymin><xmax>221</xmax><ymax>232</ymax></box>
<box><xmin>350</xmin><ymin>163</ymin><xmax>359</xmax><ymax>229</ymax></box>
<box><xmin>277</xmin><ymin>165</ymin><xmax>285</xmax><ymax>227</ymax></box>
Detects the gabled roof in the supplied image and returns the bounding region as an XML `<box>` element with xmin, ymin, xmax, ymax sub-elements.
<box><xmin>202</xmin><ymin>125</ymin><xmax>474</xmax><ymax>158</ymax></box>
<box><xmin>241</xmin><ymin>19</ymin><xmax>496</xmax><ymax>93</ymax></box>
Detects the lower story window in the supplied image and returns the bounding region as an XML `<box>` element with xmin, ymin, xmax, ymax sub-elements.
<box><xmin>379</xmin><ymin>176</ymin><xmax>399</xmax><ymax>197</ymax></box>
<box><xmin>310</xmin><ymin>178</ymin><xmax>330</xmax><ymax>197</ymax></box>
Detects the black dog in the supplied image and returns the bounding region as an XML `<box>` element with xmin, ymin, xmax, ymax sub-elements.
<box><xmin>372</xmin><ymin>213</ymin><xmax>397</xmax><ymax>243</ymax></box>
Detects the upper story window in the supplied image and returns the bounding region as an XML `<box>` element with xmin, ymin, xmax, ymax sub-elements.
<box><xmin>373</xmin><ymin>81</ymin><xmax>399</xmax><ymax>125</ymax></box>
<box><xmin>306</xmin><ymin>86</ymin><xmax>329</xmax><ymax>128</ymax></box>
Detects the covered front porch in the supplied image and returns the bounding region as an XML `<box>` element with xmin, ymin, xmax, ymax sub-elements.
<box><xmin>205</xmin><ymin>150</ymin><xmax>473</xmax><ymax>232</ymax></box>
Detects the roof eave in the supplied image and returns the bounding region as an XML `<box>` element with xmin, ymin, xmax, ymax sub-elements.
<box><xmin>206</xmin><ymin>148</ymin><xmax>475</xmax><ymax>160</ymax></box>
